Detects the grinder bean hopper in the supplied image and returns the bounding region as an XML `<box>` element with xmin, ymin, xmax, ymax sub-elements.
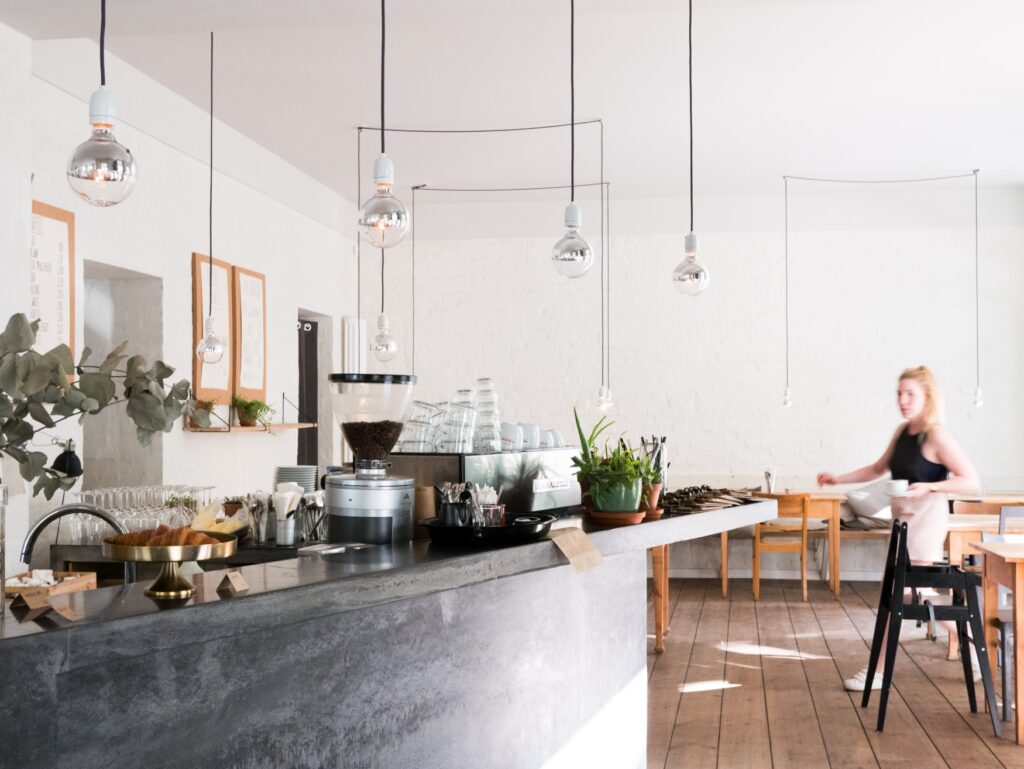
<box><xmin>326</xmin><ymin>373</ymin><xmax>416</xmax><ymax>544</ymax></box>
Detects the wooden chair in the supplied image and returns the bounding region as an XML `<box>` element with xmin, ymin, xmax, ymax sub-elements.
<box><xmin>952</xmin><ymin>500</ymin><xmax>1003</xmax><ymax>516</ymax></box>
<box><xmin>752</xmin><ymin>492</ymin><xmax>824</xmax><ymax>602</ymax></box>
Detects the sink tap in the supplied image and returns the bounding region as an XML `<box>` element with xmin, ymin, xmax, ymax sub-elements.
<box><xmin>20</xmin><ymin>503</ymin><xmax>137</xmax><ymax>585</ymax></box>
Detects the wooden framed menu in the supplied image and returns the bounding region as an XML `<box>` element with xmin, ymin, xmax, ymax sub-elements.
<box><xmin>191</xmin><ymin>252</ymin><xmax>234</xmax><ymax>402</ymax></box>
<box><xmin>30</xmin><ymin>201</ymin><xmax>76</xmax><ymax>360</ymax></box>
<box><xmin>232</xmin><ymin>266</ymin><xmax>266</xmax><ymax>402</ymax></box>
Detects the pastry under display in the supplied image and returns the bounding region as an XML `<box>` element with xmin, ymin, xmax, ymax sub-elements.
<box><xmin>102</xmin><ymin>528</ymin><xmax>237</xmax><ymax>599</ymax></box>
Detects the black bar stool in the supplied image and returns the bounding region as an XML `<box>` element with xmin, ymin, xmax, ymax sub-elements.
<box><xmin>862</xmin><ymin>519</ymin><xmax>1001</xmax><ymax>737</ymax></box>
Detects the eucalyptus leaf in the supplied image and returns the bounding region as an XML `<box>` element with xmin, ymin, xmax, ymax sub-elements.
<box><xmin>170</xmin><ymin>380</ymin><xmax>190</xmax><ymax>400</ymax></box>
<box><xmin>0</xmin><ymin>394</ymin><xmax>12</xmax><ymax>418</ymax></box>
<box><xmin>78</xmin><ymin>346</ymin><xmax>93</xmax><ymax>367</ymax></box>
<box><xmin>78</xmin><ymin>372</ymin><xmax>116</xmax><ymax>407</ymax></box>
<box><xmin>190</xmin><ymin>408</ymin><xmax>212</xmax><ymax>428</ymax></box>
<box><xmin>45</xmin><ymin>344</ymin><xmax>74</xmax><ymax>374</ymax></box>
<box><xmin>98</xmin><ymin>341</ymin><xmax>129</xmax><ymax>375</ymax></box>
<box><xmin>126</xmin><ymin>391</ymin><xmax>167</xmax><ymax>431</ymax></box>
<box><xmin>21</xmin><ymin>357</ymin><xmax>55</xmax><ymax>395</ymax></box>
<box><xmin>3</xmin><ymin>418</ymin><xmax>34</xmax><ymax>445</ymax></box>
<box><xmin>27</xmin><ymin>401</ymin><xmax>55</xmax><ymax>428</ymax></box>
<box><xmin>0</xmin><ymin>355</ymin><xmax>17</xmax><ymax>396</ymax></box>
<box><xmin>136</xmin><ymin>426</ymin><xmax>155</xmax><ymax>447</ymax></box>
<box><xmin>0</xmin><ymin>313</ymin><xmax>37</xmax><ymax>356</ymax></box>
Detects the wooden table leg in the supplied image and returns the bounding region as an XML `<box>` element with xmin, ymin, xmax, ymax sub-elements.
<box><xmin>983</xmin><ymin>560</ymin><xmax>1000</xmax><ymax>715</ymax></box>
<box><xmin>662</xmin><ymin>545</ymin><xmax>671</xmax><ymax>636</ymax></box>
<box><xmin>1014</xmin><ymin>565</ymin><xmax>1024</xmax><ymax>744</ymax></box>
<box><xmin>949</xmin><ymin>531</ymin><xmax>965</xmax><ymax>660</ymax></box>
<box><xmin>651</xmin><ymin>547</ymin><xmax>665</xmax><ymax>654</ymax></box>
<box><xmin>721</xmin><ymin>531</ymin><xmax>729</xmax><ymax>598</ymax></box>
<box><xmin>831</xmin><ymin>501</ymin><xmax>841</xmax><ymax>598</ymax></box>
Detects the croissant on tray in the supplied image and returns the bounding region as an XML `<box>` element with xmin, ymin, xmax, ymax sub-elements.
<box><xmin>111</xmin><ymin>526</ymin><xmax>221</xmax><ymax>548</ymax></box>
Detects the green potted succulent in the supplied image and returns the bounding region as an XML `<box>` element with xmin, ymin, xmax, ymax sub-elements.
<box><xmin>231</xmin><ymin>395</ymin><xmax>274</xmax><ymax>428</ymax></box>
<box><xmin>0</xmin><ymin>313</ymin><xmax>207</xmax><ymax>498</ymax></box>
<box><xmin>572</xmin><ymin>409</ymin><xmax>644</xmax><ymax>520</ymax></box>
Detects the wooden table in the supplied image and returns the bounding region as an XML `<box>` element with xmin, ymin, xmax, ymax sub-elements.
<box><xmin>974</xmin><ymin>541</ymin><xmax>1024</xmax><ymax>743</ymax></box>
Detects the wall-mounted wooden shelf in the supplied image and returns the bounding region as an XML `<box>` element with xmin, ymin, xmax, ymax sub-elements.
<box><xmin>186</xmin><ymin>422</ymin><xmax>316</xmax><ymax>433</ymax></box>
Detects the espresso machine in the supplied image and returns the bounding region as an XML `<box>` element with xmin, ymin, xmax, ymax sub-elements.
<box><xmin>325</xmin><ymin>373</ymin><xmax>416</xmax><ymax>545</ymax></box>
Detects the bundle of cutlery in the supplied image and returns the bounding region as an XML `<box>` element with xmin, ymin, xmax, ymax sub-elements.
<box><xmin>661</xmin><ymin>485</ymin><xmax>758</xmax><ymax>515</ymax></box>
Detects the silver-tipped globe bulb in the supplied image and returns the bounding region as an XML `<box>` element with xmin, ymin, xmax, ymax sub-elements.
<box><xmin>369</xmin><ymin>313</ymin><xmax>398</xmax><ymax>362</ymax></box>
<box><xmin>782</xmin><ymin>386</ymin><xmax>792</xmax><ymax>408</ymax></box>
<box><xmin>672</xmin><ymin>233</ymin><xmax>709</xmax><ymax>296</ymax></box>
<box><xmin>195</xmin><ymin>317</ymin><xmax>225</xmax><ymax>364</ymax></box>
<box><xmin>358</xmin><ymin>154</ymin><xmax>409</xmax><ymax>248</ymax></box>
<box><xmin>67</xmin><ymin>87</ymin><xmax>137</xmax><ymax>207</ymax></box>
<box><xmin>974</xmin><ymin>386</ymin><xmax>984</xmax><ymax>408</ymax></box>
<box><xmin>552</xmin><ymin>202</ymin><xmax>593</xmax><ymax>278</ymax></box>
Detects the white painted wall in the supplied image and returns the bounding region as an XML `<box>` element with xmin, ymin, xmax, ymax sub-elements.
<box><xmin>369</xmin><ymin>188</ymin><xmax>1024</xmax><ymax>493</ymax></box>
<box><xmin>1</xmin><ymin>29</ymin><xmax>356</xmax><ymax>573</ymax></box>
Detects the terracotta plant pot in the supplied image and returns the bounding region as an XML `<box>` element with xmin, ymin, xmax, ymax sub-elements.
<box><xmin>643</xmin><ymin>482</ymin><xmax>664</xmax><ymax>512</ymax></box>
<box><xmin>237</xmin><ymin>409</ymin><xmax>257</xmax><ymax>427</ymax></box>
<box><xmin>588</xmin><ymin>509</ymin><xmax>646</xmax><ymax>527</ymax></box>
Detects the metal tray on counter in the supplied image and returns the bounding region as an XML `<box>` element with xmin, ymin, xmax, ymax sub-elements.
<box><xmin>421</xmin><ymin>514</ymin><xmax>557</xmax><ymax>548</ymax></box>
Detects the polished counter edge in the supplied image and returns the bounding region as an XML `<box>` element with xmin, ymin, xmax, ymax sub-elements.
<box><xmin>0</xmin><ymin>500</ymin><xmax>775</xmax><ymax>652</ymax></box>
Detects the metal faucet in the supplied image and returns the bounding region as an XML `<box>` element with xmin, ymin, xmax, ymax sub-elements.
<box><xmin>20</xmin><ymin>503</ymin><xmax>137</xmax><ymax>585</ymax></box>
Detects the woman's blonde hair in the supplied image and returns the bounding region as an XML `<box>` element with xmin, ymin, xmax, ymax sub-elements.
<box><xmin>899</xmin><ymin>365</ymin><xmax>943</xmax><ymax>431</ymax></box>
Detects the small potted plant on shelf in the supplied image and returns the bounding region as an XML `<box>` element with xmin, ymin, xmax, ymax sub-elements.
<box><xmin>231</xmin><ymin>396</ymin><xmax>275</xmax><ymax>429</ymax></box>
<box><xmin>189</xmin><ymin>397</ymin><xmax>217</xmax><ymax>429</ymax></box>
<box><xmin>640</xmin><ymin>454</ymin><xmax>664</xmax><ymax>520</ymax></box>
<box><xmin>572</xmin><ymin>409</ymin><xmax>645</xmax><ymax>525</ymax></box>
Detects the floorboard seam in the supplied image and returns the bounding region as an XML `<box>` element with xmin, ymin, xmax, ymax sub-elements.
<box><xmin>663</xmin><ymin>579</ymin><xmax>708</xmax><ymax>769</ymax></box>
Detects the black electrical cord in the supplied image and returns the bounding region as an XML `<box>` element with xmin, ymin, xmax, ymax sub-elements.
<box><xmin>208</xmin><ymin>31</ymin><xmax>214</xmax><ymax>319</ymax></box>
<box><xmin>99</xmin><ymin>0</ymin><xmax>107</xmax><ymax>86</ymax></box>
<box><xmin>356</xmin><ymin>128</ymin><xmax>362</xmax><ymax>355</ymax></box>
<box><xmin>784</xmin><ymin>176</ymin><xmax>789</xmax><ymax>391</ymax></box>
<box><xmin>380</xmin><ymin>248</ymin><xmax>385</xmax><ymax>314</ymax></box>
<box><xmin>380</xmin><ymin>0</ymin><xmax>386</xmax><ymax>155</ymax></box>
<box><xmin>570</xmin><ymin>0</ymin><xmax>575</xmax><ymax>203</ymax></box>
<box><xmin>688</xmin><ymin>0</ymin><xmax>694</xmax><ymax>232</ymax></box>
<box><xmin>974</xmin><ymin>168</ymin><xmax>980</xmax><ymax>390</ymax></box>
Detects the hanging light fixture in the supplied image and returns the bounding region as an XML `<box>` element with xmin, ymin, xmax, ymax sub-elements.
<box><xmin>672</xmin><ymin>0</ymin><xmax>709</xmax><ymax>295</ymax></box>
<box><xmin>551</xmin><ymin>0</ymin><xmax>593</xmax><ymax>279</ymax></box>
<box><xmin>369</xmin><ymin>250</ymin><xmax>398</xmax><ymax>362</ymax></box>
<box><xmin>195</xmin><ymin>32</ymin><xmax>226</xmax><ymax>366</ymax></box>
<box><xmin>357</xmin><ymin>0</ymin><xmax>409</xmax><ymax>248</ymax></box>
<box><xmin>67</xmin><ymin>0</ymin><xmax>137</xmax><ymax>206</ymax></box>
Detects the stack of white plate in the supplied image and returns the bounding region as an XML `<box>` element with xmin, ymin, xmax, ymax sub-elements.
<box><xmin>273</xmin><ymin>465</ymin><xmax>318</xmax><ymax>493</ymax></box>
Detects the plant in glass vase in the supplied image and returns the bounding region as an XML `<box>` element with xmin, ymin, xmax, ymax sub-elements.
<box><xmin>0</xmin><ymin>312</ymin><xmax>208</xmax><ymax>498</ymax></box>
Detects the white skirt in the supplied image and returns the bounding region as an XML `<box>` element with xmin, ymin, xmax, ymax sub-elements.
<box><xmin>890</xmin><ymin>492</ymin><xmax>949</xmax><ymax>564</ymax></box>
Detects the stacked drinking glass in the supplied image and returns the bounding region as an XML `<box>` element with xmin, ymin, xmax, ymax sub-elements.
<box><xmin>435</xmin><ymin>389</ymin><xmax>476</xmax><ymax>453</ymax></box>
<box><xmin>472</xmin><ymin>378</ymin><xmax>502</xmax><ymax>454</ymax></box>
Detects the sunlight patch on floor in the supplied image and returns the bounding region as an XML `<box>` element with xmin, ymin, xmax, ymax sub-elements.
<box><xmin>677</xmin><ymin>679</ymin><xmax>742</xmax><ymax>694</ymax></box>
<box><xmin>717</xmin><ymin>641</ymin><xmax>831</xmax><ymax>661</ymax></box>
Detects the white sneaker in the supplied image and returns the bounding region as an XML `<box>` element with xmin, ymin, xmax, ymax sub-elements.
<box><xmin>843</xmin><ymin>666</ymin><xmax>883</xmax><ymax>692</ymax></box>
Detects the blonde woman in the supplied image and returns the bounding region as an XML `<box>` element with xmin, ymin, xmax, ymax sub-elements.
<box><xmin>817</xmin><ymin>366</ymin><xmax>979</xmax><ymax>691</ymax></box>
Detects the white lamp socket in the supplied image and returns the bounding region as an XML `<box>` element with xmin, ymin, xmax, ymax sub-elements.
<box><xmin>373</xmin><ymin>154</ymin><xmax>395</xmax><ymax>186</ymax></box>
<box><xmin>89</xmin><ymin>85</ymin><xmax>117</xmax><ymax>126</ymax></box>
<box><xmin>564</xmin><ymin>202</ymin><xmax>582</xmax><ymax>229</ymax></box>
<box><xmin>684</xmin><ymin>232</ymin><xmax>699</xmax><ymax>257</ymax></box>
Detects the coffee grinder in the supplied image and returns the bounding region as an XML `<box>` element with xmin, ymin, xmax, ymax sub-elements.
<box><xmin>326</xmin><ymin>373</ymin><xmax>416</xmax><ymax>544</ymax></box>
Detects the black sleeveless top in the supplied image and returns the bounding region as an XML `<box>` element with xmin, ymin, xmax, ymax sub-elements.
<box><xmin>889</xmin><ymin>425</ymin><xmax>948</xmax><ymax>484</ymax></box>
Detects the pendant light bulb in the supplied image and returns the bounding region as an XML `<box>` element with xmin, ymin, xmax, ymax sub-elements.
<box><xmin>358</xmin><ymin>154</ymin><xmax>409</xmax><ymax>249</ymax></box>
<box><xmin>195</xmin><ymin>316</ymin><xmax>225</xmax><ymax>365</ymax></box>
<box><xmin>370</xmin><ymin>313</ymin><xmax>398</xmax><ymax>362</ymax></box>
<box><xmin>67</xmin><ymin>86</ymin><xmax>137</xmax><ymax>207</ymax></box>
<box><xmin>595</xmin><ymin>385</ymin><xmax>615</xmax><ymax>414</ymax></box>
<box><xmin>782</xmin><ymin>386</ymin><xmax>792</xmax><ymax>408</ymax></box>
<box><xmin>673</xmin><ymin>233</ymin><xmax>709</xmax><ymax>296</ymax></box>
<box><xmin>552</xmin><ymin>202</ymin><xmax>593</xmax><ymax>278</ymax></box>
<box><xmin>974</xmin><ymin>386</ymin><xmax>984</xmax><ymax>408</ymax></box>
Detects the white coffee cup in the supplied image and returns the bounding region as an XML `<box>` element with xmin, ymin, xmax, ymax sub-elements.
<box><xmin>887</xmin><ymin>479</ymin><xmax>909</xmax><ymax>497</ymax></box>
<box><xmin>520</xmin><ymin>423</ymin><xmax>541</xmax><ymax>450</ymax></box>
<box><xmin>501</xmin><ymin>422</ymin><xmax>524</xmax><ymax>451</ymax></box>
<box><xmin>551</xmin><ymin>428</ymin><xmax>566</xmax><ymax>448</ymax></box>
<box><xmin>540</xmin><ymin>429</ymin><xmax>556</xmax><ymax>449</ymax></box>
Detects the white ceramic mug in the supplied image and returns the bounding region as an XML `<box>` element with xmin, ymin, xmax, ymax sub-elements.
<box><xmin>501</xmin><ymin>422</ymin><xmax>524</xmax><ymax>451</ymax></box>
<box><xmin>540</xmin><ymin>430</ymin><xmax>556</xmax><ymax>449</ymax></box>
<box><xmin>551</xmin><ymin>429</ymin><xmax>566</xmax><ymax>448</ymax></box>
<box><xmin>521</xmin><ymin>423</ymin><xmax>541</xmax><ymax>450</ymax></box>
<box><xmin>887</xmin><ymin>479</ymin><xmax>909</xmax><ymax>497</ymax></box>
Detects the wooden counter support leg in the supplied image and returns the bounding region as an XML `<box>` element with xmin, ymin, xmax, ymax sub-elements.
<box><xmin>721</xmin><ymin>531</ymin><xmax>729</xmax><ymax>598</ymax></box>
<box><xmin>663</xmin><ymin>545</ymin><xmax>671</xmax><ymax>636</ymax></box>
<box><xmin>651</xmin><ymin>546</ymin><xmax>666</xmax><ymax>654</ymax></box>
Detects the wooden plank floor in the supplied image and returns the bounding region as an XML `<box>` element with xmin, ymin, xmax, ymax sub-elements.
<box><xmin>647</xmin><ymin>578</ymin><xmax>1020</xmax><ymax>769</ymax></box>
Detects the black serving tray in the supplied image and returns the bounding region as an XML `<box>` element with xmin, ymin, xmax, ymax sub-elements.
<box><xmin>421</xmin><ymin>514</ymin><xmax>557</xmax><ymax>547</ymax></box>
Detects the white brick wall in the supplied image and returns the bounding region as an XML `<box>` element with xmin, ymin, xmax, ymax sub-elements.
<box><xmin>363</xmin><ymin>221</ymin><xmax>1024</xmax><ymax>491</ymax></box>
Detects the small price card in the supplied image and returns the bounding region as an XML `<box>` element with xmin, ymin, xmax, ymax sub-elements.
<box><xmin>217</xmin><ymin>571</ymin><xmax>250</xmax><ymax>596</ymax></box>
<box><xmin>549</xmin><ymin>528</ymin><xmax>604</xmax><ymax>573</ymax></box>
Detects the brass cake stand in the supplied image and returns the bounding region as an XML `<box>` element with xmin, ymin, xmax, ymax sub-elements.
<box><xmin>102</xmin><ymin>532</ymin><xmax>237</xmax><ymax>599</ymax></box>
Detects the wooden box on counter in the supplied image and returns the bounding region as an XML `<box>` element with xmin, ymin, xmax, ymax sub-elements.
<box><xmin>4</xmin><ymin>571</ymin><xmax>97</xmax><ymax>600</ymax></box>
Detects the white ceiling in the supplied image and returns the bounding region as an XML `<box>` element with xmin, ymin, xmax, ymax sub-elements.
<box><xmin>3</xmin><ymin>0</ymin><xmax>1023</xmax><ymax>204</ymax></box>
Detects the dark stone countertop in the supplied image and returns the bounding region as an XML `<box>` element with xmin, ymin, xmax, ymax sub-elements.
<box><xmin>0</xmin><ymin>500</ymin><xmax>774</xmax><ymax>651</ymax></box>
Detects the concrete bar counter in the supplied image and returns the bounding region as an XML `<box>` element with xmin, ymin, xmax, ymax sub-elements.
<box><xmin>0</xmin><ymin>502</ymin><xmax>774</xmax><ymax>769</ymax></box>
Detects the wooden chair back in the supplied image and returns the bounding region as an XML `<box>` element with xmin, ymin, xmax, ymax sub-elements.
<box><xmin>953</xmin><ymin>501</ymin><xmax>1002</xmax><ymax>516</ymax></box>
<box><xmin>752</xmin><ymin>492</ymin><xmax>811</xmax><ymax>532</ymax></box>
